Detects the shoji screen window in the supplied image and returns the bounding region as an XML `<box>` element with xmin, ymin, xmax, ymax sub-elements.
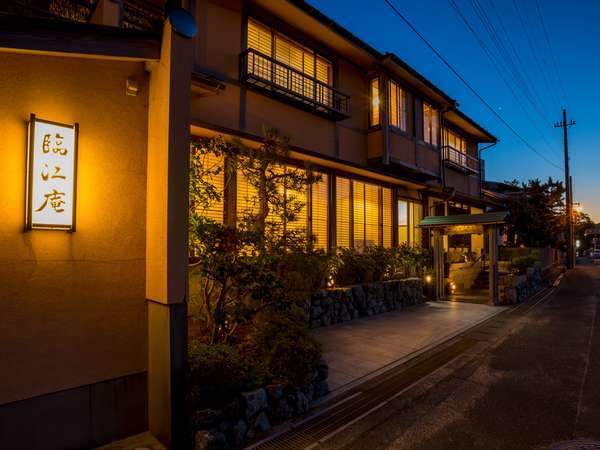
<box><xmin>247</xmin><ymin>18</ymin><xmax>333</xmax><ymax>107</ymax></box>
<box><xmin>409</xmin><ymin>202</ymin><xmax>423</xmax><ymax>246</ymax></box>
<box><xmin>388</xmin><ymin>80</ymin><xmax>407</xmax><ymax>130</ymax></box>
<box><xmin>423</xmin><ymin>102</ymin><xmax>439</xmax><ymax>146</ymax></box>
<box><xmin>369</xmin><ymin>78</ymin><xmax>380</xmax><ymax>127</ymax></box>
<box><xmin>311</xmin><ymin>172</ymin><xmax>328</xmax><ymax>250</ymax></box>
<box><xmin>285</xmin><ymin>166</ymin><xmax>309</xmax><ymax>234</ymax></box>
<box><xmin>398</xmin><ymin>199</ymin><xmax>423</xmax><ymax>247</ymax></box>
<box><xmin>335</xmin><ymin>177</ymin><xmax>351</xmax><ymax>248</ymax></box>
<box><xmin>236</xmin><ymin>167</ymin><xmax>260</xmax><ymax>223</ymax></box>
<box><xmin>382</xmin><ymin>187</ymin><xmax>393</xmax><ymax>248</ymax></box>
<box><xmin>398</xmin><ymin>200</ymin><xmax>408</xmax><ymax>245</ymax></box>
<box><xmin>192</xmin><ymin>149</ymin><xmax>225</xmax><ymax>223</ymax></box>
<box><xmin>247</xmin><ymin>19</ymin><xmax>273</xmax><ymax>80</ymax></box>
<box><xmin>352</xmin><ymin>181</ymin><xmax>392</xmax><ymax>250</ymax></box>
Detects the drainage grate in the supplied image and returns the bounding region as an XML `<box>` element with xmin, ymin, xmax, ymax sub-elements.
<box><xmin>548</xmin><ymin>440</ymin><xmax>600</xmax><ymax>450</ymax></box>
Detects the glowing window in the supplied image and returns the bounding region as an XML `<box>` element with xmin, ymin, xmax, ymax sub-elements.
<box><xmin>369</xmin><ymin>78</ymin><xmax>380</xmax><ymax>127</ymax></box>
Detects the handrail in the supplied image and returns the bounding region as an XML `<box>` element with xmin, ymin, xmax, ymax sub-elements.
<box><xmin>240</xmin><ymin>48</ymin><xmax>350</xmax><ymax>118</ymax></box>
<box><xmin>442</xmin><ymin>145</ymin><xmax>479</xmax><ymax>173</ymax></box>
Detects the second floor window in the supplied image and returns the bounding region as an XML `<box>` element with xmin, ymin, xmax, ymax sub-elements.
<box><xmin>369</xmin><ymin>78</ymin><xmax>380</xmax><ymax>127</ymax></box>
<box><xmin>444</xmin><ymin>129</ymin><xmax>466</xmax><ymax>152</ymax></box>
<box><xmin>423</xmin><ymin>102</ymin><xmax>439</xmax><ymax>146</ymax></box>
<box><xmin>388</xmin><ymin>80</ymin><xmax>407</xmax><ymax>131</ymax></box>
<box><xmin>247</xmin><ymin>18</ymin><xmax>333</xmax><ymax>106</ymax></box>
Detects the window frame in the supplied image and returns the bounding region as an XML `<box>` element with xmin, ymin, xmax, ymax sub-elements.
<box><xmin>247</xmin><ymin>17</ymin><xmax>334</xmax><ymax>88</ymax></box>
<box><xmin>388</xmin><ymin>79</ymin><xmax>407</xmax><ymax>131</ymax></box>
<box><xmin>423</xmin><ymin>101</ymin><xmax>439</xmax><ymax>147</ymax></box>
<box><xmin>397</xmin><ymin>197</ymin><xmax>423</xmax><ymax>247</ymax></box>
<box><xmin>369</xmin><ymin>77</ymin><xmax>381</xmax><ymax>128</ymax></box>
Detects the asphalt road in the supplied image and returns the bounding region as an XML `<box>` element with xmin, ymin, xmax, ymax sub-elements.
<box><xmin>323</xmin><ymin>263</ymin><xmax>600</xmax><ymax>450</ymax></box>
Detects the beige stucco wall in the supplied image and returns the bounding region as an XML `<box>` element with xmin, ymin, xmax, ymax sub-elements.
<box><xmin>390</xmin><ymin>132</ymin><xmax>416</xmax><ymax>166</ymax></box>
<box><xmin>0</xmin><ymin>52</ymin><xmax>148</xmax><ymax>404</ymax></box>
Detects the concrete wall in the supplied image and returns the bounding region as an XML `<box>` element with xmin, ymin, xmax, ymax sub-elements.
<box><xmin>0</xmin><ymin>52</ymin><xmax>148</xmax><ymax>446</ymax></box>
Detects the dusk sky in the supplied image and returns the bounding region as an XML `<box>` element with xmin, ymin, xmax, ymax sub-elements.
<box><xmin>309</xmin><ymin>0</ymin><xmax>600</xmax><ymax>221</ymax></box>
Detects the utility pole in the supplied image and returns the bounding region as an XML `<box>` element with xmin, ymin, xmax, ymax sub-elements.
<box><xmin>554</xmin><ymin>109</ymin><xmax>576</xmax><ymax>269</ymax></box>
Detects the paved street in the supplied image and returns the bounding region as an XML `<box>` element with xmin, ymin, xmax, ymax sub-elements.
<box><xmin>319</xmin><ymin>263</ymin><xmax>600</xmax><ymax>450</ymax></box>
<box><xmin>314</xmin><ymin>301</ymin><xmax>504</xmax><ymax>392</ymax></box>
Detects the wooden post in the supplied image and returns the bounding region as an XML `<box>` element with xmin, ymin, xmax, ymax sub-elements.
<box><xmin>433</xmin><ymin>228</ymin><xmax>445</xmax><ymax>300</ymax></box>
<box><xmin>145</xmin><ymin>20</ymin><xmax>193</xmax><ymax>449</ymax></box>
<box><xmin>488</xmin><ymin>225</ymin><xmax>499</xmax><ymax>305</ymax></box>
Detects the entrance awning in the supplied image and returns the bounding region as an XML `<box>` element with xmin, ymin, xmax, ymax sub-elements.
<box><xmin>418</xmin><ymin>211</ymin><xmax>508</xmax><ymax>228</ymax></box>
<box><xmin>418</xmin><ymin>211</ymin><xmax>508</xmax><ymax>304</ymax></box>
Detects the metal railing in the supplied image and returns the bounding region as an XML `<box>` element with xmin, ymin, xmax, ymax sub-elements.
<box><xmin>240</xmin><ymin>48</ymin><xmax>350</xmax><ymax>119</ymax></box>
<box><xmin>0</xmin><ymin>0</ymin><xmax>164</xmax><ymax>32</ymax></box>
<box><xmin>442</xmin><ymin>145</ymin><xmax>480</xmax><ymax>174</ymax></box>
<box><xmin>122</xmin><ymin>0</ymin><xmax>164</xmax><ymax>32</ymax></box>
<box><xmin>0</xmin><ymin>0</ymin><xmax>97</xmax><ymax>21</ymax></box>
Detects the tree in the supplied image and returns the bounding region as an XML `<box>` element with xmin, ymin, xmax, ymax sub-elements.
<box><xmin>573</xmin><ymin>211</ymin><xmax>595</xmax><ymax>253</ymax></box>
<box><xmin>188</xmin><ymin>129</ymin><xmax>325</xmax><ymax>344</ymax></box>
<box><xmin>505</xmin><ymin>178</ymin><xmax>565</xmax><ymax>248</ymax></box>
<box><xmin>234</xmin><ymin>127</ymin><xmax>320</xmax><ymax>250</ymax></box>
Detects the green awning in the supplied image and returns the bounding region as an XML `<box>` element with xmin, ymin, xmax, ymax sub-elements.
<box><xmin>418</xmin><ymin>211</ymin><xmax>508</xmax><ymax>228</ymax></box>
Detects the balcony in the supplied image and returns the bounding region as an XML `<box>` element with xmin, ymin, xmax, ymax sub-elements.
<box><xmin>0</xmin><ymin>0</ymin><xmax>164</xmax><ymax>32</ymax></box>
<box><xmin>240</xmin><ymin>48</ymin><xmax>350</xmax><ymax>120</ymax></box>
<box><xmin>442</xmin><ymin>145</ymin><xmax>479</xmax><ymax>174</ymax></box>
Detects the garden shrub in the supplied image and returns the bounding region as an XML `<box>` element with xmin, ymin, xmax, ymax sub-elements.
<box><xmin>278</xmin><ymin>249</ymin><xmax>330</xmax><ymax>304</ymax></box>
<box><xmin>331</xmin><ymin>247</ymin><xmax>375</xmax><ymax>285</ymax></box>
<box><xmin>244</xmin><ymin>309</ymin><xmax>322</xmax><ymax>387</ymax></box>
<box><xmin>509</xmin><ymin>251</ymin><xmax>539</xmax><ymax>274</ymax></box>
<box><xmin>330</xmin><ymin>245</ymin><xmax>431</xmax><ymax>286</ymax></box>
<box><xmin>187</xmin><ymin>342</ymin><xmax>265</xmax><ymax>409</ymax></box>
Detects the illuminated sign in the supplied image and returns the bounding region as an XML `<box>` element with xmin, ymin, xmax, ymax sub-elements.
<box><xmin>26</xmin><ymin>114</ymin><xmax>78</xmax><ymax>231</ymax></box>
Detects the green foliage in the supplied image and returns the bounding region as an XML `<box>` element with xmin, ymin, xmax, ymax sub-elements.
<box><xmin>330</xmin><ymin>245</ymin><xmax>430</xmax><ymax>286</ymax></box>
<box><xmin>509</xmin><ymin>251</ymin><xmax>539</xmax><ymax>275</ymax></box>
<box><xmin>189</xmin><ymin>216</ymin><xmax>292</xmax><ymax>344</ymax></box>
<box><xmin>331</xmin><ymin>247</ymin><xmax>376</xmax><ymax>285</ymax></box>
<box><xmin>243</xmin><ymin>310</ymin><xmax>322</xmax><ymax>387</ymax></box>
<box><xmin>187</xmin><ymin>342</ymin><xmax>264</xmax><ymax>408</ymax></box>
<box><xmin>278</xmin><ymin>250</ymin><xmax>330</xmax><ymax>304</ymax></box>
<box><xmin>505</xmin><ymin>178</ymin><xmax>565</xmax><ymax>248</ymax></box>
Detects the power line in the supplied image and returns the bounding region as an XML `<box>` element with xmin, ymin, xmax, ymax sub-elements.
<box><xmin>493</xmin><ymin>0</ymin><xmax>561</xmax><ymax>112</ymax></box>
<box><xmin>382</xmin><ymin>0</ymin><xmax>563</xmax><ymax>171</ymax></box>
<box><xmin>470</xmin><ymin>0</ymin><xmax>554</xmax><ymax>131</ymax></box>
<box><xmin>534</xmin><ymin>0</ymin><xmax>569</xmax><ymax>108</ymax></box>
<box><xmin>447</xmin><ymin>0</ymin><xmax>561</xmax><ymax>158</ymax></box>
<box><xmin>471</xmin><ymin>0</ymin><xmax>551</xmax><ymax>125</ymax></box>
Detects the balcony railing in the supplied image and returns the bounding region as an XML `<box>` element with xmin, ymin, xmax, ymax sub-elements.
<box><xmin>240</xmin><ymin>48</ymin><xmax>350</xmax><ymax>120</ymax></box>
<box><xmin>442</xmin><ymin>145</ymin><xmax>479</xmax><ymax>174</ymax></box>
<box><xmin>0</xmin><ymin>0</ymin><xmax>164</xmax><ymax>32</ymax></box>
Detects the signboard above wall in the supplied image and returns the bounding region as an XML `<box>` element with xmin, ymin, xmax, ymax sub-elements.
<box><xmin>26</xmin><ymin>114</ymin><xmax>78</xmax><ymax>231</ymax></box>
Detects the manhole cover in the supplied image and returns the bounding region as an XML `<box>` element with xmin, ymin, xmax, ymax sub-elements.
<box><xmin>548</xmin><ymin>440</ymin><xmax>600</xmax><ymax>450</ymax></box>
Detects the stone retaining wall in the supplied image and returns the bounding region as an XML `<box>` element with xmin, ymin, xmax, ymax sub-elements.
<box><xmin>194</xmin><ymin>361</ymin><xmax>329</xmax><ymax>450</ymax></box>
<box><xmin>307</xmin><ymin>278</ymin><xmax>424</xmax><ymax>329</ymax></box>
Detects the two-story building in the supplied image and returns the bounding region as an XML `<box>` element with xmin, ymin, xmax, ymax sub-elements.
<box><xmin>190</xmin><ymin>0</ymin><xmax>496</xmax><ymax>256</ymax></box>
<box><xmin>0</xmin><ymin>0</ymin><xmax>497</xmax><ymax>449</ymax></box>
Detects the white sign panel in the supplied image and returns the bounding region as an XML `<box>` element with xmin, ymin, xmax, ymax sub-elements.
<box><xmin>26</xmin><ymin>115</ymin><xmax>78</xmax><ymax>231</ymax></box>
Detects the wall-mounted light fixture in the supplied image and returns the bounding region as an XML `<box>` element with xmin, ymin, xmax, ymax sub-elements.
<box><xmin>126</xmin><ymin>78</ymin><xmax>139</xmax><ymax>96</ymax></box>
<box><xmin>26</xmin><ymin>114</ymin><xmax>78</xmax><ymax>231</ymax></box>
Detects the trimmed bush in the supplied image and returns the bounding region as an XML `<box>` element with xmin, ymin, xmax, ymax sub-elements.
<box><xmin>509</xmin><ymin>251</ymin><xmax>539</xmax><ymax>274</ymax></box>
<box><xmin>187</xmin><ymin>342</ymin><xmax>265</xmax><ymax>409</ymax></box>
<box><xmin>244</xmin><ymin>310</ymin><xmax>322</xmax><ymax>387</ymax></box>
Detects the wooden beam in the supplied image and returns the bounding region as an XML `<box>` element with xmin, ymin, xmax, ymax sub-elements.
<box><xmin>0</xmin><ymin>15</ymin><xmax>160</xmax><ymax>61</ymax></box>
